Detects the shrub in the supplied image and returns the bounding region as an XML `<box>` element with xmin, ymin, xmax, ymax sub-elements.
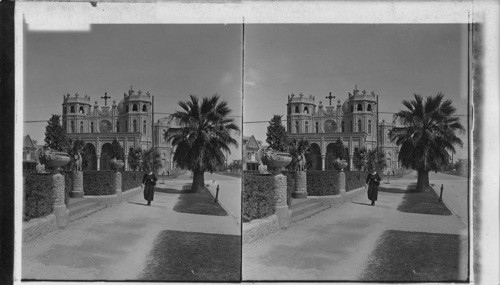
<box><xmin>306</xmin><ymin>171</ymin><xmax>339</xmax><ymax>196</ymax></box>
<box><xmin>242</xmin><ymin>173</ymin><xmax>276</xmax><ymax>222</ymax></box>
<box><xmin>83</xmin><ymin>171</ymin><xmax>116</xmax><ymax>195</ymax></box>
<box><xmin>122</xmin><ymin>171</ymin><xmax>143</xmax><ymax>191</ymax></box>
<box><xmin>24</xmin><ymin>174</ymin><xmax>54</xmax><ymax>221</ymax></box>
<box><xmin>345</xmin><ymin>171</ymin><xmax>369</xmax><ymax>191</ymax></box>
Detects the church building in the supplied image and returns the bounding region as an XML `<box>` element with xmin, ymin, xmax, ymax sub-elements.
<box><xmin>286</xmin><ymin>86</ymin><xmax>399</xmax><ymax>172</ymax></box>
<box><xmin>62</xmin><ymin>87</ymin><xmax>177</xmax><ymax>172</ymax></box>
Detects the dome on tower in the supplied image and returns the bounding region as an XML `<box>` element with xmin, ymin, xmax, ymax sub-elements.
<box><xmin>117</xmin><ymin>99</ymin><xmax>126</xmax><ymax>114</ymax></box>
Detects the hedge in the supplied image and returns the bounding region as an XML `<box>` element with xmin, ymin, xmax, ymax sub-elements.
<box><xmin>345</xmin><ymin>171</ymin><xmax>369</xmax><ymax>191</ymax></box>
<box><xmin>242</xmin><ymin>173</ymin><xmax>276</xmax><ymax>222</ymax></box>
<box><xmin>122</xmin><ymin>171</ymin><xmax>143</xmax><ymax>191</ymax></box>
<box><xmin>83</xmin><ymin>171</ymin><xmax>116</xmax><ymax>195</ymax></box>
<box><xmin>24</xmin><ymin>174</ymin><xmax>54</xmax><ymax>221</ymax></box>
<box><xmin>306</xmin><ymin>170</ymin><xmax>339</xmax><ymax>196</ymax></box>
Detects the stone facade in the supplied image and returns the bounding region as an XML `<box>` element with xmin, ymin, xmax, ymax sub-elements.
<box><xmin>62</xmin><ymin>87</ymin><xmax>177</xmax><ymax>172</ymax></box>
<box><xmin>286</xmin><ymin>86</ymin><xmax>399</xmax><ymax>172</ymax></box>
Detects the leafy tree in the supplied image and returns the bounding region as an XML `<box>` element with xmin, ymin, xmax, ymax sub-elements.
<box><xmin>353</xmin><ymin>147</ymin><xmax>367</xmax><ymax>170</ymax></box>
<box><xmin>287</xmin><ymin>138</ymin><xmax>310</xmax><ymax>171</ymax></box>
<box><xmin>165</xmin><ymin>94</ymin><xmax>239</xmax><ymax>192</ymax></box>
<box><xmin>332</xmin><ymin>138</ymin><xmax>345</xmax><ymax>160</ymax></box>
<box><xmin>266</xmin><ymin>115</ymin><xmax>288</xmax><ymax>152</ymax></box>
<box><xmin>365</xmin><ymin>148</ymin><xmax>387</xmax><ymax>173</ymax></box>
<box><xmin>44</xmin><ymin>114</ymin><xmax>69</xmax><ymax>151</ymax></box>
<box><xmin>110</xmin><ymin>139</ymin><xmax>124</xmax><ymax>160</ymax></box>
<box><xmin>127</xmin><ymin>147</ymin><xmax>143</xmax><ymax>171</ymax></box>
<box><xmin>141</xmin><ymin>147</ymin><xmax>162</xmax><ymax>173</ymax></box>
<box><xmin>389</xmin><ymin>93</ymin><xmax>464</xmax><ymax>192</ymax></box>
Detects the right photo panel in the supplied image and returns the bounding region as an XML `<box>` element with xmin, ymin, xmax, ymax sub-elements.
<box><xmin>242</xmin><ymin>24</ymin><xmax>470</xmax><ymax>282</ymax></box>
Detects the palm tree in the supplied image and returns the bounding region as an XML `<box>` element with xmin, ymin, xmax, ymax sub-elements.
<box><xmin>288</xmin><ymin>138</ymin><xmax>310</xmax><ymax>171</ymax></box>
<box><xmin>365</xmin><ymin>147</ymin><xmax>387</xmax><ymax>173</ymax></box>
<box><xmin>141</xmin><ymin>147</ymin><xmax>162</xmax><ymax>173</ymax></box>
<box><xmin>389</xmin><ymin>93</ymin><xmax>464</xmax><ymax>192</ymax></box>
<box><xmin>165</xmin><ymin>94</ymin><xmax>239</xmax><ymax>192</ymax></box>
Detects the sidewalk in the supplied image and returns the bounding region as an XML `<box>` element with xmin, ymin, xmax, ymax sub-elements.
<box><xmin>242</xmin><ymin>176</ymin><xmax>468</xmax><ymax>281</ymax></box>
<box><xmin>22</xmin><ymin>173</ymin><xmax>239</xmax><ymax>281</ymax></box>
<box><xmin>205</xmin><ymin>172</ymin><xmax>241</xmax><ymax>226</ymax></box>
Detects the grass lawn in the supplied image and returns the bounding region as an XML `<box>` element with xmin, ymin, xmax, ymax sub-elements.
<box><xmin>361</xmin><ymin>230</ymin><xmax>463</xmax><ymax>282</ymax></box>
<box><xmin>140</xmin><ymin>230</ymin><xmax>241</xmax><ymax>281</ymax></box>
<box><xmin>397</xmin><ymin>189</ymin><xmax>452</xmax><ymax>215</ymax></box>
<box><xmin>173</xmin><ymin>188</ymin><xmax>228</xmax><ymax>216</ymax></box>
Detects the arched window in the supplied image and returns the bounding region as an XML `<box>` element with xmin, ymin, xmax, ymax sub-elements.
<box><xmin>70</xmin><ymin>106</ymin><xmax>75</xmax><ymax>113</ymax></box>
<box><xmin>116</xmin><ymin>121</ymin><xmax>120</xmax><ymax>133</ymax></box>
<box><xmin>90</xmin><ymin>122</ymin><xmax>94</xmax><ymax>133</ymax></box>
<box><xmin>142</xmin><ymin>104</ymin><xmax>147</xmax><ymax>112</ymax></box>
<box><xmin>125</xmin><ymin>121</ymin><xmax>128</xmax><ymax>132</ymax></box>
<box><xmin>315</xmin><ymin>122</ymin><xmax>319</xmax><ymax>133</ymax></box>
<box><xmin>357</xmin><ymin>119</ymin><xmax>362</xmax><ymax>132</ymax></box>
<box><xmin>132</xmin><ymin>104</ymin><xmax>138</xmax><ymax>112</ymax></box>
<box><xmin>341</xmin><ymin>120</ymin><xmax>345</xmax><ymax>132</ymax></box>
<box><xmin>368</xmin><ymin>120</ymin><xmax>372</xmax><ymax>134</ymax></box>
<box><xmin>357</xmin><ymin>104</ymin><xmax>363</xmax><ymax>111</ymax></box>
<box><xmin>304</xmin><ymin>106</ymin><xmax>309</xmax><ymax>114</ymax></box>
<box><xmin>294</xmin><ymin>106</ymin><xmax>300</xmax><ymax>113</ymax></box>
<box><xmin>80</xmin><ymin>121</ymin><xmax>84</xmax><ymax>133</ymax></box>
<box><xmin>295</xmin><ymin>121</ymin><xmax>300</xmax><ymax>133</ymax></box>
<box><xmin>133</xmin><ymin>120</ymin><xmax>137</xmax><ymax>132</ymax></box>
<box><xmin>70</xmin><ymin>121</ymin><xmax>75</xmax><ymax>133</ymax></box>
<box><xmin>367</xmin><ymin>104</ymin><xmax>372</xmax><ymax>111</ymax></box>
<box><xmin>350</xmin><ymin>105</ymin><xmax>354</xmax><ymax>112</ymax></box>
<box><xmin>143</xmin><ymin>120</ymin><xmax>147</xmax><ymax>134</ymax></box>
<box><xmin>79</xmin><ymin>106</ymin><xmax>84</xmax><ymax>114</ymax></box>
<box><xmin>305</xmin><ymin>122</ymin><xmax>309</xmax><ymax>133</ymax></box>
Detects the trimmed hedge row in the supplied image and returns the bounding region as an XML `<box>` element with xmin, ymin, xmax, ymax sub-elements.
<box><xmin>83</xmin><ymin>171</ymin><xmax>116</xmax><ymax>196</ymax></box>
<box><xmin>242</xmin><ymin>173</ymin><xmax>276</xmax><ymax>222</ymax></box>
<box><xmin>24</xmin><ymin>174</ymin><xmax>54</xmax><ymax>221</ymax></box>
<box><xmin>306</xmin><ymin>171</ymin><xmax>340</xmax><ymax>196</ymax></box>
<box><xmin>122</xmin><ymin>171</ymin><xmax>143</xmax><ymax>191</ymax></box>
<box><xmin>345</xmin><ymin>171</ymin><xmax>369</xmax><ymax>191</ymax></box>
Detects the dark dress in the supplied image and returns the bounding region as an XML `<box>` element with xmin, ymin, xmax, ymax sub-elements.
<box><xmin>142</xmin><ymin>172</ymin><xmax>157</xmax><ymax>202</ymax></box>
<box><xmin>366</xmin><ymin>172</ymin><xmax>381</xmax><ymax>202</ymax></box>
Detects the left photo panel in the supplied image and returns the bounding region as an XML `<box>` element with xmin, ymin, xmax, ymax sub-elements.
<box><xmin>20</xmin><ymin>18</ymin><xmax>242</xmax><ymax>281</ymax></box>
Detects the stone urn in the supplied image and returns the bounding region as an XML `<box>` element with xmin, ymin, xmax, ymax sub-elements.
<box><xmin>261</xmin><ymin>150</ymin><xmax>292</xmax><ymax>173</ymax></box>
<box><xmin>109</xmin><ymin>158</ymin><xmax>125</xmax><ymax>171</ymax></box>
<box><xmin>40</xmin><ymin>149</ymin><xmax>71</xmax><ymax>171</ymax></box>
<box><xmin>333</xmin><ymin>158</ymin><xmax>348</xmax><ymax>172</ymax></box>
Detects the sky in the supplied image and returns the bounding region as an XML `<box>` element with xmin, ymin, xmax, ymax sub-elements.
<box><xmin>23</xmin><ymin>24</ymin><xmax>243</xmax><ymax>162</ymax></box>
<box><xmin>243</xmin><ymin>24</ymin><xmax>470</xmax><ymax>160</ymax></box>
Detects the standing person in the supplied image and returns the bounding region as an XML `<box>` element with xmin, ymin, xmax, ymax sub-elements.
<box><xmin>142</xmin><ymin>168</ymin><xmax>157</xmax><ymax>206</ymax></box>
<box><xmin>365</xmin><ymin>170</ymin><xmax>381</xmax><ymax>206</ymax></box>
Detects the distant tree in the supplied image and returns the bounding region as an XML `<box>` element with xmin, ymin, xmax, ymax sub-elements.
<box><xmin>66</xmin><ymin>138</ymin><xmax>85</xmax><ymax>170</ymax></box>
<box><xmin>353</xmin><ymin>147</ymin><xmax>367</xmax><ymax>170</ymax></box>
<box><xmin>266</xmin><ymin>115</ymin><xmax>288</xmax><ymax>152</ymax></box>
<box><xmin>332</xmin><ymin>138</ymin><xmax>345</xmax><ymax>160</ymax></box>
<box><xmin>141</xmin><ymin>147</ymin><xmax>162</xmax><ymax>173</ymax></box>
<box><xmin>365</xmin><ymin>148</ymin><xmax>387</xmax><ymax>173</ymax></box>
<box><xmin>44</xmin><ymin>114</ymin><xmax>69</xmax><ymax>151</ymax></box>
<box><xmin>165</xmin><ymin>95</ymin><xmax>239</xmax><ymax>192</ymax></box>
<box><xmin>110</xmin><ymin>139</ymin><xmax>124</xmax><ymax>160</ymax></box>
<box><xmin>389</xmin><ymin>93</ymin><xmax>464</xmax><ymax>192</ymax></box>
<box><xmin>128</xmin><ymin>147</ymin><xmax>143</xmax><ymax>171</ymax></box>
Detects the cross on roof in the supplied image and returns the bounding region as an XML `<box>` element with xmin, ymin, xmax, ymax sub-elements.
<box><xmin>326</xmin><ymin>92</ymin><xmax>335</xmax><ymax>106</ymax></box>
<box><xmin>101</xmin><ymin>92</ymin><xmax>111</xmax><ymax>106</ymax></box>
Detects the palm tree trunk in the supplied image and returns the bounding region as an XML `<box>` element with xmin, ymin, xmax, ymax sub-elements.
<box><xmin>416</xmin><ymin>169</ymin><xmax>431</xmax><ymax>192</ymax></box>
<box><xmin>191</xmin><ymin>170</ymin><xmax>205</xmax><ymax>193</ymax></box>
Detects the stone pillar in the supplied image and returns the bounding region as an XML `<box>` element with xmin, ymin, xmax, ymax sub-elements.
<box><xmin>52</xmin><ymin>173</ymin><xmax>68</xmax><ymax>228</ymax></box>
<box><xmin>321</xmin><ymin>155</ymin><xmax>326</xmax><ymax>171</ymax></box>
<box><xmin>97</xmin><ymin>155</ymin><xmax>101</xmax><ymax>170</ymax></box>
<box><xmin>338</xmin><ymin>171</ymin><xmax>346</xmax><ymax>193</ymax></box>
<box><xmin>294</xmin><ymin>171</ymin><xmax>307</xmax><ymax>198</ymax></box>
<box><xmin>70</xmin><ymin>171</ymin><xmax>84</xmax><ymax>198</ymax></box>
<box><xmin>274</xmin><ymin>173</ymin><xmax>290</xmax><ymax>229</ymax></box>
<box><xmin>114</xmin><ymin>171</ymin><xmax>123</xmax><ymax>202</ymax></box>
<box><xmin>349</xmin><ymin>153</ymin><xmax>354</xmax><ymax>171</ymax></box>
<box><xmin>124</xmin><ymin>155</ymin><xmax>129</xmax><ymax>171</ymax></box>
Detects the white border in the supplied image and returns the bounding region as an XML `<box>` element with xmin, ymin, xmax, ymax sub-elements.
<box><xmin>14</xmin><ymin>1</ymin><xmax>499</xmax><ymax>284</ymax></box>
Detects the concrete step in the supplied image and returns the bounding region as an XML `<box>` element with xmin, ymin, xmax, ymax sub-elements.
<box><xmin>292</xmin><ymin>200</ymin><xmax>325</xmax><ymax>217</ymax></box>
<box><xmin>67</xmin><ymin>198</ymin><xmax>89</xmax><ymax>209</ymax></box>
<box><xmin>69</xmin><ymin>203</ymin><xmax>106</xmax><ymax>222</ymax></box>
<box><xmin>291</xmin><ymin>198</ymin><xmax>317</xmax><ymax>210</ymax></box>
<box><xmin>292</xmin><ymin>205</ymin><xmax>331</xmax><ymax>223</ymax></box>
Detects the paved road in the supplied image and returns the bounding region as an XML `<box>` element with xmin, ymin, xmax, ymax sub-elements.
<box><xmin>22</xmin><ymin>175</ymin><xmax>239</xmax><ymax>281</ymax></box>
<box><xmin>243</xmin><ymin>178</ymin><xmax>468</xmax><ymax>281</ymax></box>
<box><xmin>205</xmin><ymin>173</ymin><xmax>241</xmax><ymax>225</ymax></box>
<box><xmin>428</xmin><ymin>172</ymin><xmax>469</xmax><ymax>227</ymax></box>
